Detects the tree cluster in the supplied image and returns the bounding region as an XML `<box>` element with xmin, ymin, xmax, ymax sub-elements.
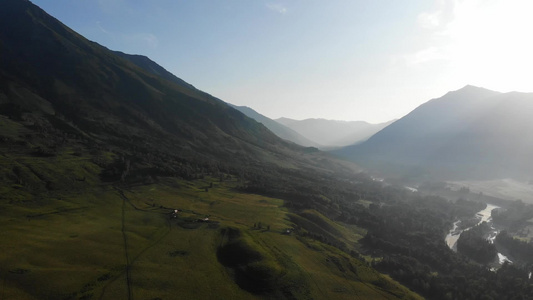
<box><xmin>456</xmin><ymin>222</ymin><xmax>497</xmax><ymax>264</ymax></box>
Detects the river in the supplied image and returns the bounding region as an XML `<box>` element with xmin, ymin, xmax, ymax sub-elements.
<box><xmin>445</xmin><ymin>203</ymin><xmax>512</xmax><ymax>265</ymax></box>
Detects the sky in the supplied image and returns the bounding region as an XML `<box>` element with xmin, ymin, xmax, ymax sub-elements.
<box><xmin>31</xmin><ymin>0</ymin><xmax>533</xmax><ymax>123</ymax></box>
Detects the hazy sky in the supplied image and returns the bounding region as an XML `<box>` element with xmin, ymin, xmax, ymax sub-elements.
<box><xmin>31</xmin><ymin>0</ymin><xmax>533</xmax><ymax>123</ymax></box>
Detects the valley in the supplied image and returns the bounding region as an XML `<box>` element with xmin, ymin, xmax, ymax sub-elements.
<box><xmin>2</xmin><ymin>1</ymin><xmax>533</xmax><ymax>299</ymax></box>
<box><xmin>445</xmin><ymin>204</ymin><xmax>512</xmax><ymax>265</ymax></box>
<box><xmin>0</xmin><ymin>173</ymin><xmax>420</xmax><ymax>300</ymax></box>
<box><xmin>447</xmin><ymin>179</ymin><xmax>533</xmax><ymax>204</ymax></box>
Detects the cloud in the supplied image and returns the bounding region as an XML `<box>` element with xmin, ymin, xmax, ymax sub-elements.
<box><xmin>401</xmin><ymin>0</ymin><xmax>461</xmax><ymax>66</ymax></box>
<box><xmin>125</xmin><ymin>33</ymin><xmax>159</xmax><ymax>50</ymax></box>
<box><xmin>142</xmin><ymin>33</ymin><xmax>159</xmax><ymax>49</ymax></box>
<box><xmin>403</xmin><ymin>0</ymin><xmax>533</xmax><ymax>92</ymax></box>
<box><xmin>96</xmin><ymin>21</ymin><xmax>111</xmax><ymax>35</ymax></box>
<box><xmin>416</xmin><ymin>0</ymin><xmax>455</xmax><ymax>30</ymax></box>
<box><xmin>417</xmin><ymin>11</ymin><xmax>441</xmax><ymax>29</ymax></box>
<box><xmin>266</xmin><ymin>3</ymin><xmax>288</xmax><ymax>14</ymax></box>
<box><xmin>94</xmin><ymin>20</ymin><xmax>158</xmax><ymax>51</ymax></box>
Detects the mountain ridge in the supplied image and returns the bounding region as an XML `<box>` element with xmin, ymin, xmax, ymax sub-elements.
<box><xmin>335</xmin><ymin>85</ymin><xmax>533</xmax><ymax>180</ymax></box>
<box><xmin>0</xmin><ymin>0</ymin><xmax>310</xmax><ymax>170</ymax></box>
<box><xmin>113</xmin><ymin>51</ymin><xmax>197</xmax><ymax>90</ymax></box>
<box><xmin>2</xmin><ymin>2</ymin><xmax>532</xmax><ymax>300</ymax></box>
<box><xmin>0</xmin><ymin>2</ymin><xmax>426</xmax><ymax>300</ymax></box>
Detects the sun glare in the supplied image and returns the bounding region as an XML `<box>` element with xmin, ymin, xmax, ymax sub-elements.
<box><xmin>447</xmin><ymin>0</ymin><xmax>533</xmax><ymax>92</ymax></box>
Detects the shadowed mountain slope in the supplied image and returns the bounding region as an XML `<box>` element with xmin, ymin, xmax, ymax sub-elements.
<box><xmin>0</xmin><ymin>2</ymin><xmax>429</xmax><ymax>300</ymax></box>
<box><xmin>3</xmin><ymin>2</ymin><xmax>530</xmax><ymax>300</ymax></box>
<box><xmin>112</xmin><ymin>53</ymin><xmax>320</xmax><ymax>148</ymax></box>
<box><xmin>335</xmin><ymin>85</ymin><xmax>533</xmax><ymax>180</ymax></box>
<box><xmin>0</xmin><ymin>0</ymin><xmax>334</xmax><ymax>178</ymax></box>
<box><xmin>113</xmin><ymin>51</ymin><xmax>196</xmax><ymax>90</ymax></box>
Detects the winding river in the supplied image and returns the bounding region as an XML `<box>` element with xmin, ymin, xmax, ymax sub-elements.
<box><xmin>445</xmin><ymin>204</ymin><xmax>512</xmax><ymax>265</ymax></box>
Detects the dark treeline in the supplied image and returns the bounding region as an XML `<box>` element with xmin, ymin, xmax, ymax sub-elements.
<box><xmin>456</xmin><ymin>222</ymin><xmax>497</xmax><ymax>264</ymax></box>
<box><xmin>492</xmin><ymin>200</ymin><xmax>533</xmax><ymax>230</ymax></box>
<box><xmin>496</xmin><ymin>231</ymin><xmax>533</xmax><ymax>265</ymax></box>
<box><xmin>357</xmin><ymin>195</ymin><xmax>533</xmax><ymax>300</ymax></box>
<box><xmin>240</xmin><ymin>168</ymin><xmax>533</xmax><ymax>300</ymax></box>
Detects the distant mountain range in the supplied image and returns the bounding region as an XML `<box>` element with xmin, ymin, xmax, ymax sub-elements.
<box><xmin>277</xmin><ymin>117</ymin><xmax>394</xmax><ymax>148</ymax></box>
<box><xmin>3</xmin><ymin>1</ymin><xmax>533</xmax><ymax>299</ymax></box>
<box><xmin>230</xmin><ymin>105</ymin><xmax>320</xmax><ymax>147</ymax></box>
<box><xmin>336</xmin><ymin>85</ymin><xmax>533</xmax><ymax>181</ymax></box>
<box><xmin>227</xmin><ymin>106</ymin><xmax>391</xmax><ymax>149</ymax></box>
<box><xmin>1</xmin><ymin>3</ymin><xmax>425</xmax><ymax>299</ymax></box>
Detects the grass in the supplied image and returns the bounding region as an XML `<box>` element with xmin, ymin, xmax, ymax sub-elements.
<box><xmin>0</xmin><ymin>171</ymin><xmax>421</xmax><ymax>299</ymax></box>
<box><xmin>0</xmin><ymin>189</ymin><xmax>123</xmax><ymax>299</ymax></box>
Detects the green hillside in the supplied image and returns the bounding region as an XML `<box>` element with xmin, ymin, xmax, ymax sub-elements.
<box><xmin>5</xmin><ymin>1</ymin><xmax>533</xmax><ymax>299</ymax></box>
<box><xmin>0</xmin><ymin>1</ymin><xmax>423</xmax><ymax>299</ymax></box>
<box><xmin>0</xmin><ymin>146</ymin><xmax>420</xmax><ymax>299</ymax></box>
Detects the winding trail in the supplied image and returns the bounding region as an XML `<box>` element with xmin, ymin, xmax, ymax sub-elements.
<box><xmin>121</xmin><ymin>193</ymin><xmax>133</xmax><ymax>300</ymax></box>
<box><xmin>98</xmin><ymin>188</ymin><xmax>172</xmax><ymax>300</ymax></box>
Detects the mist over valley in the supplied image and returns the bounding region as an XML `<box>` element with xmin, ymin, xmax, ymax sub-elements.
<box><xmin>2</xmin><ymin>1</ymin><xmax>533</xmax><ymax>299</ymax></box>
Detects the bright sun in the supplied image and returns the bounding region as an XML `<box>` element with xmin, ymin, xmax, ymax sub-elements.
<box><xmin>447</xmin><ymin>0</ymin><xmax>533</xmax><ymax>92</ymax></box>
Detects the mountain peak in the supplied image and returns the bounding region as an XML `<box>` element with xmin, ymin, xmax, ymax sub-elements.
<box><xmin>445</xmin><ymin>85</ymin><xmax>500</xmax><ymax>99</ymax></box>
<box><xmin>462</xmin><ymin>84</ymin><xmax>483</xmax><ymax>90</ymax></box>
<box><xmin>337</xmin><ymin>86</ymin><xmax>533</xmax><ymax>180</ymax></box>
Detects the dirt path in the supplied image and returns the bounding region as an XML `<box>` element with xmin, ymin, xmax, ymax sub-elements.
<box><xmin>98</xmin><ymin>188</ymin><xmax>172</xmax><ymax>300</ymax></box>
<box><xmin>121</xmin><ymin>193</ymin><xmax>133</xmax><ymax>300</ymax></box>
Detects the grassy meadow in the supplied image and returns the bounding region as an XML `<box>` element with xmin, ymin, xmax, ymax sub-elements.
<box><xmin>0</xmin><ymin>174</ymin><xmax>421</xmax><ymax>299</ymax></box>
<box><xmin>0</xmin><ymin>129</ymin><xmax>420</xmax><ymax>300</ymax></box>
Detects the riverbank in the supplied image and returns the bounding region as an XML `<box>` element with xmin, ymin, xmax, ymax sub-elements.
<box><xmin>445</xmin><ymin>204</ymin><xmax>500</xmax><ymax>250</ymax></box>
<box><xmin>445</xmin><ymin>203</ymin><xmax>512</xmax><ymax>267</ymax></box>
